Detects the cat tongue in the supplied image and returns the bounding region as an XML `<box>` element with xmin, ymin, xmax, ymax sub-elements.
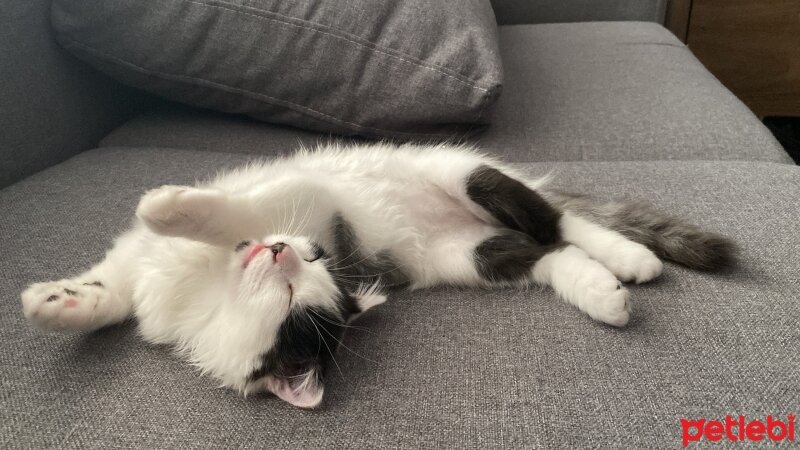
<box><xmin>243</xmin><ymin>244</ymin><xmax>266</xmax><ymax>268</ymax></box>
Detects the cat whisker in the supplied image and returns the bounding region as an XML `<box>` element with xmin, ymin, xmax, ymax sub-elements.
<box><xmin>330</xmin><ymin>250</ymin><xmax>383</xmax><ymax>270</ymax></box>
<box><xmin>307</xmin><ymin>308</ymin><xmax>374</xmax><ymax>334</ymax></box>
<box><xmin>326</xmin><ymin>247</ymin><xmax>391</xmax><ymax>272</ymax></box>
<box><xmin>329</xmin><ymin>275</ymin><xmax>406</xmax><ymax>291</ymax></box>
<box><xmin>309</xmin><ymin>316</ymin><xmax>378</xmax><ymax>365</ymax></box>
<box><xmin>284</xmin><ymin>370</ymin><xmax>314</xmax><ymax>379</ymax></box>
<box><xmin>294</xmin><ymin>193</ymin><xmax>316</xmax><ymax>236</ymax></box>
<box><xmin>280</xmin><ymin>196</ymin><xmax>292</xmax><ymax>236</ymax></box>
<box><xmin>328</xmin><ymin>241</ymin><xmax>368</xmax><ymax>271</ymax></box>
<box><xmin>287</xmin><ymin>196</ymin><xmax>300</xmax><ymax>237</ymax></box>
<box><xmin>303</xmin><ymin>310</ymin><xmax>344</xmax><ymax>378</ymax></box>
<box><xmin>330</xmin><ymin>264</ymin><xmax>407</xmax><ymax>279</ymax></box>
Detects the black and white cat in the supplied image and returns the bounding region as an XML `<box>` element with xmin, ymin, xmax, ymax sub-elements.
<box><xmin>21</xmin><ymin>143</ymin><xmax>735</xmax><ymax>408</ymax></box>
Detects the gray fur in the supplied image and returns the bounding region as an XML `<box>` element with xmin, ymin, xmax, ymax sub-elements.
<box><xmin>545</xmin><ymin>191</ymin><xmax>738</xmax><ymax>271</ymax></box>
<box><xmin>474</xmin><ymin>230</ymin><xmax>565</xmax><ymax>283</ymax></box>
<box><xmin>328</xmin><ymin>214</ymin><xmax>410</xmax><ymax>291</ymax></box>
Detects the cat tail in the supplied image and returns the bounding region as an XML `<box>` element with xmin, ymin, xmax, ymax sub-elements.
<box><xmin>546</xmin><ymin>191</ymin><xmax>738</xmax><ymax>271</ymax></box>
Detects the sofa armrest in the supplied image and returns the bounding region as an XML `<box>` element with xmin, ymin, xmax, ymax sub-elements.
<box><xmin>490</xmin><ymin>0</ymin><xmax>667</xmax><ymax>25</ymax></box>
<box><xmin>0</xmin><ymin>0</ymin><xmax>156</xmax><ymax>188</ymax></box>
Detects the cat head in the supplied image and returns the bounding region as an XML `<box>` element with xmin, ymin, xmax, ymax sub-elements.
<box><xmin>229</xmin><ymin>234</ymin><xmax>384</xmax><ymax>408</ymax></box>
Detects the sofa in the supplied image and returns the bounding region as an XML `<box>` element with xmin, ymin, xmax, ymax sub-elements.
<box><xmin>2</xmin><ymin>0</ymin><xmax>797</xmax><ymax>447</ymax></box>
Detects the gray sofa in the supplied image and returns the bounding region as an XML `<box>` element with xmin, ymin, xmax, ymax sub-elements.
<box><xmin>2</xmin><ymin>1</ymin><xmax>798</xmax><ymax>447</ymax></box>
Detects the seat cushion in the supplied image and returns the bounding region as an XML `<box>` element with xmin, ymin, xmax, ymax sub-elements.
<box><xmin>478</xmin><ymin>22</ymin><xmax>790</xmax><ymax>163</ymax></box>
<box><xmin>100</xmin><ymin>22</ymin><xmax>792</xmax><ymax>164</ymax></box>
<box><xmin>2</xmin><ymin>146</ymin><xmax>798</xmax><ymax>447</ymax></box>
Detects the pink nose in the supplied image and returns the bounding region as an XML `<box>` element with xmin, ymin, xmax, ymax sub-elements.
<box><xmin>271</xmin><ymin>242</ymin><xmax>292</xmax><ymax>263</ymax></box>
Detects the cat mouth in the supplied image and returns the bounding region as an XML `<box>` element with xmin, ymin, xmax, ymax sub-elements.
<box><xmin>242</xmin><ymin>244</ymin><xmax>267</xmax><ymax>268</ymax></box>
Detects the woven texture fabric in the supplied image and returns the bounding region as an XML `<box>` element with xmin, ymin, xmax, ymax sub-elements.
<box><xmin>52</xmin><ymin>0</ymin><xmax>502</xmax><ymax>139</ymax></box>
<box><xmin>477</xmin><ymin>23</ymin><xmax>791</xmax><ymax>163</ymax></box>
<box><xmin>2</xmin><ymin>147</ymin><xmax>798</xmax><ymax>447</ymax></box>
<box><xmin>100</xmin><ymin>23</ymin><xmax>791</xmax><ymax>165</ymax></box>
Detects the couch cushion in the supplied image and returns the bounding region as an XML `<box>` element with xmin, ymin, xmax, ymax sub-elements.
<box><xmin>2</xmin><ymin>146</ymin><xmax>797</xmax><ymax>447</ymax></box>
<box><xmin>481</xmin><ymin>22</ymin><xmax>790</xmax><ymax>162</ymax></box>
<box><xmin>52</xmin><ymin>0</ymin><xmax>501</xmax><ymax>139</ymax></box>
<box><xmin>100</xmin><ymin>22</ymin><xmax>792</xmax><ymax>164</ymax></box>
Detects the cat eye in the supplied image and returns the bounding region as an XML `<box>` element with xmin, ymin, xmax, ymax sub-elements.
<box><xmin>234</xmin><ymin>241</ymin><xmax>251</xmax><ymax>252</ymax></box>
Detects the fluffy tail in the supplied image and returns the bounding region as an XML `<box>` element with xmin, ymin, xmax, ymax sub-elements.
<box><xmin>547</xmin><ymin>191</ymin><xmax>738</xmax><ymax>271</ymax></box>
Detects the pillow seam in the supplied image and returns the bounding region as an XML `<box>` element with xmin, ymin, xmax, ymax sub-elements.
<box><xmin>59</xmin><ymin>36</ymin><xmax>461</xmax><ymax>138</ymax></box>
<box><xmin>184</xmin><ymin>0</ymin><xmax>491</xmax><ymax>92</ymax></box>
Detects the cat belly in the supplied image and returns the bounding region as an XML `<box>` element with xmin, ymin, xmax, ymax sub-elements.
<box><xmin>389</xmin><ymin>183</ymin><xmax>496</xmax><ymax>286</ymax></box>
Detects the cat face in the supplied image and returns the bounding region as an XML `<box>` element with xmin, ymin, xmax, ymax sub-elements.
<box><xmin>230</xmin><ymin>235</ymin><xmax>384</xmax><ymax>408</ymax></box>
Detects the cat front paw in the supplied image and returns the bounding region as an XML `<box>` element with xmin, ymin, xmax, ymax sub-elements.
<box><xmin>136</xmin><ymin>185</ymin><xmax>218</xmax><ymax>236</ymax></box>
<box><xmin>21</xmin><ymin>280</ymin><xmax>102</xmax><ymax>332</ymax></box>
<box><xmin>602</xmin><ymin>243</ymin><xmax>663</xmax><ymax>284</ymax></box>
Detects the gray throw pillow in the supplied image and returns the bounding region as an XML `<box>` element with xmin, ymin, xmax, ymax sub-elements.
<box><xmin>52</xmin><ymin>0</ymin><xmax>503</xmax><ymax>139</ymax></box>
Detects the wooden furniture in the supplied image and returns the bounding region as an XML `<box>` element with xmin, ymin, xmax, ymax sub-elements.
<box><xmin>666</xmin><ymin>0</ymin><xmax>800</xmax><ymax>117</ymax></box>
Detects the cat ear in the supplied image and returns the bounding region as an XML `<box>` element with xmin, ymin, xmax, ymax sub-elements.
<box><xmin>354</xmin><ymin>291</ymin><xmax>387</xmax><ymax>313</ymax></box>
<box><xmin>265</xmin><ymin>371</ymin><xmax>324</xmax><ymax>409</ymax></box>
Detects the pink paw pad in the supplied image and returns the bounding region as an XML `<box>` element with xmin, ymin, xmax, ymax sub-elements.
<box><xmin>64</xmin><ymin>298</ymin><xmax>79</xmax><ymax>308</ymax></box>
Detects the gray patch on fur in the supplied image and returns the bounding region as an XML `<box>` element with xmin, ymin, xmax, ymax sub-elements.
<box><xmin>545</xmin><ymin>191</ymin><xmax>738</xmax><ymax>270</ymax></box>
<box><xmin>466</xmin><ymin>165</ymin><xmax>562</xmax><ymax>245</ymax></box>
<box><xmin>328</xmin><ymin>214</ymin><xmax>410</xmax><ymax>291</ymax></box>
<box><xmin>474</xmin><ymin>230</ymin><xmax>565</xmax><ymax>283</ymax></box>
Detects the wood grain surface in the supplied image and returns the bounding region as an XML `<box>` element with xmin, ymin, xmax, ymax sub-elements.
<box><xmin>687</xmin><ymin>0</ymin><xmax>800</xmax><ymax>117</ymax></box>
<box><xmin>665</xmin><ymin>0</ymin><xmax>692</xmax><ymax>42</ymax></box>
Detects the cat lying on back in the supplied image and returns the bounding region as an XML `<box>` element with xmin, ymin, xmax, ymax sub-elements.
<box><xmin>21</xmin><ymin>143</ymin><xmax>735</xmax><ymax>408</ymax></box>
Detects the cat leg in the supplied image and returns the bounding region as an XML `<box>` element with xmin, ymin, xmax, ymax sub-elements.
<box><xmin>463</xmin><ymin>165</ymin><xmax>563</xmax><ymax>245</ymax></box>
<box><xmin>135</xmin><ymin>185</ymin><xmax>252</xmax><ymax>246</ymax></box>
<box><xmin>559</xmin><ymin>212</ymin><xmax>663</xmax><ymax>284</ymax></box>
<box><xmin>425</xmin><ymin>228</ymin><xmax>630</xmax><ymax>326</ymax></box>
<box><xmin>442</xmin><ymin>160</ymin><xmax>660</xmax><ymax>284</ymax></box>
<box><xmin>473</xmin><ymin>230</ymin><xmax>631</xmax><ymax>327</ymax></box>
<box><xmin>21</xmin><ymin>234</ymin><xmax>135</xmax><ymax>332</ymax></box>
<box><xmin>136</xmin><ymin>180</ymin><xmax>332</xmax><ymax>247</ymax></box>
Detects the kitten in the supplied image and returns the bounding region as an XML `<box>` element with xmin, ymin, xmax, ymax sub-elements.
<box><xmin>20</xmin><ymin>143</ymin><xmax>735</xmax><ymax>408</ymax></box>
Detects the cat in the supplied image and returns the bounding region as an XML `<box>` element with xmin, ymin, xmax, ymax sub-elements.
<box><xmin>20</xmin><ymin>143</ymin><xmax>735</xmax><ymax>408</ymax></box>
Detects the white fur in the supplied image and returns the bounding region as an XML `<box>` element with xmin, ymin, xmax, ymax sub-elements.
<box><xmin>533</xmin><ymin>246</ymin><xmax>631</xmax><ymax>327</ymax></box>
<box><xmin>21</xmin><ymin>143</ymin><xmax>663</xmax><ymax>407</ymax></box>
<box><xmin>560</xmin><ymin>212</ymin><xmax>663</xmax><ymax>283</ymax></box>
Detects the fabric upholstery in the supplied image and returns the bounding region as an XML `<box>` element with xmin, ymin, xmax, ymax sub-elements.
<box><xmin>52</xmin><ymin>0</ymin><xmax>502</xmax><ymax>139</ymax></box>
<box><xmin>490</xmin><ymin>0</ymin><xmax>667</xmax><ymax>25</ymax></box>
<box><xmin>477</xmin><ymin>23</ymin><xmax>791</xmax><ymax>163</ymax></box>
<box><xmin>2</xmin><ymin>146</ymin><xmax>798</xmax><ymax>447</ymax></box>
<box><xmin>0</xmin><ymin>0</ymin><xmax>154</xmax><ymax>189</ymax></box>
<box><xmin>100</xmin><ymin>103</ymin><xmax>351</xmax><ymax>157</ymax></box>
<box><xmin>100</xmin><ymin>23</ymin><xmax>792</xmax><ymax>164</ymax></box>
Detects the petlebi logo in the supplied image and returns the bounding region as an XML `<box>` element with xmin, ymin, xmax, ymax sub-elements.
<box><xmin>680</xmin><ymin>415</ymin><xmax>796</xmax><ymax>447</ymax></box>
